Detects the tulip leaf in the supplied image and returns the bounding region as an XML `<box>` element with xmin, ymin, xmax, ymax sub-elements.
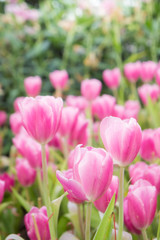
<box><xmin>12</xmin><ymin>188</ymin><xmax>31</xmax><ymax>212</ymax></box>
<box><xmin>93</xmin><ymin>194</ymin><xmax>115</xmax><ymax>240</ymax></box>
<box><xmin>5</xmin><ymin>234</ymin><xmax>24</xmax><ymax>240</ymax></box>
<box><xmin>157</xmin><ymin>213</ymin><xmax>160</xmax><ymax>240</ymax></box>
<box><xmin>0</xmin><ymin>202</ymin><xmax>12</xmax><ymax>213</ymax></box>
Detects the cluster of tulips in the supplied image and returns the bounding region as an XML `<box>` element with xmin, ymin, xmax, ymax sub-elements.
<box><xmin>0</xmin><ymin>60</ymin><xmax>160</xmax><ymax>240</ymax></box>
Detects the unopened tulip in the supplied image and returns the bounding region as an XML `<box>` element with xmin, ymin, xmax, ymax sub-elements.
<box><xmin>94</xmin><ymin>176</ymin><xmax>119</xmax><ymax>213</ymax></box>
<box><xmin>155</xmin><ymin>68</ymin><xmax>160</xmax><ymax>86</ymax></box>
<box><xmin>81</xmin><ymin>79</ymin><xmax>102</xmax><ymax>101</ymax></box>
<box><xmin>140</xmin><ymin>61</ymin><xmax>157</xmax><ymax>82</ymax></box>
<box><xmin>19</xmin><ymin>96</ymin><xmax>63</xmax><ymax>144</ymax></box>
<box><xmin>124</xmin><ymin>100</ymin><xmax>140</xmax><ymax>120</ymax></box>
<box><xmin>129</xmin><ymin>162</ymin><xmax>148</xmax><ymax>184</ymax></box>
<box><xmin>0</xmin><ymin>173</ymin><xmax>14</xmax><ymax>192</ymax></box>
<box><xmin>143</xmin><ymin>165</ymin><xmax>160</xmax><ymax>194</ymax></box>
<box><xmin>24</xmin><ymin>76</ymin><xmax>42</xmax><ymax>97</ymax></box>
<box><xmin>138</xmin><ymin>84</ymin><xmax>160</xmax><ymax>105</ymax></box>
<box><xmin>24</xmin><ymin>206</ymin><xmax>50</xmax><ymax>240</ymax></box>
<box><xmin>100</xmin><ymin>117</ymin><xmax>142</xmax><ymax>166</ymax></box>
<box><xmin>66</xmin><ymin>95</ymin><xmax>88</xmax><ymax>112</ymax></box>
<box><xmin>92</xmin><ymin>94</ymin><xmax>116</xmax><ymax>120</ymax></box>
<box><xmin>13</xmin><ymin>97</ymin><xmax>25</xmax><ymax>112</ymax></box>
<box><xmin>124</xmin><ymin>62</ymin><xmax>141</xmax><ymax>83</ymax></box>
<box><xmin>56</xmin><ymin>145</ymin><xmax>113</xmax><ymax>202</ymax></box>
<box><xmin>0</xmin><ymin>111</ymin><xmax>7</xmax><ymax>126</ymax></box>
<box><xmin>10</xmin><ymin>112</ymin><xmax>23</xmax><ymax>135</ymax></box>
<box><xmin>153</xmin><ymin>128</ymin><xmax>160</xmax><ymax>158</ymax></box>
<box><xmin>49</xmin><ymin>70</ymin><xmax>69</xmax><ymax>89</ymax></box>
<box><xmin>16</xmin><ymin>158</ymin><xmax>36</xmax><ymax>186</ymax></box>
<box><xmin>13</xmin><ymin>129</ymin><xmax>49</xmax><ymax>168</ymax></box>
<box><xmin>139</xmin><ymin>129</ymin><xmax>157</xmax><ymax>161</ymax></box>
<box><xmin>112</xmin><ymin>105</ymin><xmax>125</xmax><ymax>119</ymax></box>
<box><xmin>0</xmin><ymin>180</ymin><xmax>5</xmax><ymax>203</ymax></box>
<box><xmin>126</xmin><ymin>180</ymin><xmax>157</xmax><ymax>230</ymax></box>
<box><xmin>103</xmin><ymin>68</ymin><xmax>121</xmax><ymax>89</ymax></box>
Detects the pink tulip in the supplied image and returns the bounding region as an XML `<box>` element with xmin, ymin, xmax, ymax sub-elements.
<box><xmin>0</xmin><ymin>173</ymin><xmax>14</xmax><ymax>192</ymax></box>
<box><xmin>154</xmin><ymin>128</ymin><xmax>160</xmax><ymax>157</ymax></box>
<box><xmin>24</xmin><ymin>76</ymin><xmax>42</xmax><ymax>97</ymax></box>
<box><xmin>81</xmin><ymin>79</ymin><xmax>102</xmax><ymax>101</ymax></box>
<box><xmin>143</xmin><ymin>164</ymin><xmax>160</xmax><ymax>194</ymax></box>
<box><xmin>124</xmin><ymin>100</ymin><xmax>140</xmax><ymax>120</ymax></box>
<box><xmin>126</xmin><ymin>180</ymin><xmax>157</xmax><ymax>230</ymax></box>
<box><xmin>10</xmin><ymin>112</ymin><xmax>23</xmax><ymax>135</ymax></box>
<box><xmin>124</xmin><ymin>198</ymin><xmax>141</xmax><ymax>235</ymax></box>
<box><xmin>66</xmin><ymin>95</ymin><xmax>88</xmax><ymax>112</ymax></box>
<box><xmin>13</xmin><ymin>129</ymin><xmax>49</xmax><ymax>168</ymax></box>
<box><xmin>13</xmin><ymin>97</ymin><xmax>25</xmax><ymax>112</ymax></box>
<box><xmin>155</xmin><ymin>68</ymin><xmax>160</xmax><ymax>86</ymax></box>
<box><xmin>139</xmin><ymin>129</ymin><xmax>157</xmax><ymax>161</ymax></box>
<box><xmin>0</xmin><ymin>111</ymin><xmax>7</xmax><ymax>126</ymax></box>
<box><xmin>93</xmin><ymin>121</ymin><xmax>100</xmax><ymax>142</ymax></box>
<box><xmin>0</xmin><ymin>180</ymin><xmax>5</xmax><ymax>203</ymax></box>
<box><xmin>112</xmin><ymin>105</ymin><xmax>125</xmax><ymax>119</ymax></box>
<box><xmin>94</xmin><ymin>176</ymin><xmax>119</xmax><ymax>213</ymax></box>
<box><xmin>92</xmin><ymin>94</ymin><xmax>116</xmax><ymax>120</ymax></box>
<box><xmin>16</xmin><ymin>158</ymin><xmax>36</xmax><ymax>186</ymax></box>
<box><xmin>49</xmin><ymin>70</ymin><xmax>69</xmax><ymax>89</ymax></box>
<box><xmin>129</xmin><ymin>162</ymin><xmax>148</xmax><ymax>184</ymax></box>
<box><xmin>124</xmin><ymin>62</ymin><xmax>141</xmax><ymax>83</ymax></box>
<box><xmin>56</xmin><ymin>145</ymin><xmax>113</xmax><ymax>202</ymax></box>
<box><xmin>100</xmin><ymin>117</ymin><xmax>142</xmax><ymax>167</ymax></box>
<box><xmin>19</xmin><ymin>96</ymin><xmax>63</xmax><ymax>144</ymax></box>
<box><xmin>140</xmin><ymin>61</ymin><xmax>157</xmax><ymax>82</ymax></box>
<box><xmin>138</xmin><ymin>84</ymin><xmax>160</xmax><ymax>105</ymax></box>
<box><xmin>102</xmin><ymin>68</ymin><xmax>121</xmax><ymax>89</ymax></box>
<box><xmin>24</xmin><ymin>206</ymin><xmax>50</xmax><ymax>240</ymax></box>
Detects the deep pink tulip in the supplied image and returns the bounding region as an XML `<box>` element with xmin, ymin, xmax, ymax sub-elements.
<box><xmin>102</xmin><ymin>68</ymin><xmax>121</xmax><ymax>89</ymax></box>
<box><xmin>24</xmin><ymin>76</ymin><xmax>42</xmax><ymax>97</ymax></box>
<box><xmin>127</xmin><ymin>180</ymin><xmax>157</xmax><ymax>230</ymax></box>
<box><xmin>58</xmin><ymin>107</ymin><xmax>79</xmax><ymax>137</ymax></box>
<box><xmin>124</xmin><ymin>62</ymin><xmax>141</xmax><ymax>83</ymax></box>
<box><xmin>56</xmin><ymin>145</ymin><xmax>113</xmax><ymax>202</ymax></box>
<box><xmin>0</xmin><ymin>111</ymin><xmax>7</xmax><ymax>126</ymax></box>
<box><xmin>100</xmin><ymin>117</ymin><xmax>142</xmax><ymax>167</ymax></box>
<box><xmin>124</xmin><ymin>198</ymin><xmax>141</xmax><ymax>235</ymax></box>
<box><xmin>94</xmin><ymin>176</ymin><xmax>119</xmax><ymax>213</ymax></box>
<box><xmin>139</xmin><ymin>129</ymin><xmax>157</xmax><ymax>161</ymax></box>
<box><xmin>66</xmin><ymin>95</ymin><xmax>88</xmax><ymax>112</ymax></box>
<box><xmin>16</xmin><ymin>158</ymin><xmax>36</xmax><ymax>186</ymax></box>
<box><xmin>0</xmin><ymin>180</ymin><xmax>5</xmax><ymax>203</ymax></box>
<box><xmin>24</xmin><ymin>206</ymin><xmax>50</xmax><ymax>240</ymax></box>
<box><xmin>81</xmin><ymin>79</ymin><xmax>102</xmax><ymax>101</ymax></box>
<box><xmin>138</xmin><ymin>84</ymin><xmax>160</xmax><ymax>105</ymax></box>
<box><xmin>13</xmin><ymin>97</ymin><xmax>25</xmax><ymax>112</ymax></box>
<box><xmin>129</xmin><ymin>162</ymin><xmax>148</xmax><ymax>184</ymax></box>
<box><xmin>124</xmin><ymin>100</ymin><xmax>140</xmax><ymax>120</ymax></box>
<box><xmin>140</xmin><ymin>61</ymin><xmax>157</xmax><ymax>82</ymax></box>
<box><xmin>19</xmin><ymin>96</ymin><xmax>63</xmax><ymax>144</ymax></box>
<box><xmin>155</xmin><ymin>68</ymin><xmax>160</xmax><ymax>86</ymax></box>
<box><xmin>154</xmin><ymin>128</ymin><xmax>160</xmax><ymax>158</ymax></box>
<box><xmin>13</xmin><ymin>129</ymin><xmax>49</xmax><ymax>168</ymax></box>
<box><xmin>0</xmin><ymin>173</ymin><xmax>14</xmax><ymax>192</ymax></box>
<box><xmin>92</xmin><ymin>94</ymin><xmax>116</xmax><ymax>120</ymax></box>
<box><xmin>49</xmin><ymin>70</ymin><xmax>68</xmax><ymax>89</ymax></box>
<box><xmin>10</xmin><ymin>112</ymin><xmax>23</xmax><ymax>135</ymax></box>
<box><xmin>112</xmin><ymin>105</ymin><xmax>125</xmax><ymax>119</ymax></box>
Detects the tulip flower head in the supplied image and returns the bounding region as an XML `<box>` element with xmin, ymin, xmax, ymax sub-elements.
<box><xmin>24</xmin><ymin>76</ymin><xmax>42</xmax><ymax>97</ymax></box>
<box><xmin>81</xmin><ymin>79</ymin><xmax>102</xmax><ymax>101</ymax></box>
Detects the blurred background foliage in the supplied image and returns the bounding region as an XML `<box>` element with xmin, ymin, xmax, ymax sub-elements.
<box><xmin>0</xmin><ymin>0</ymin><xmax>160</xmax><ymax>114</ymax></box>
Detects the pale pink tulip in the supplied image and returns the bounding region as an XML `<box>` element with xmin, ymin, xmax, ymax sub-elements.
<box><xmin>66</xmin><ymin>95</ymin><xmax>88</xmax><ymax>112</ymax></box>
<box><xmin>10</xmin><ymin>112</ymin><xmax>23</xmax><ymax>135</ymax></box>
<box><xmin>112</xmin><ymin>105</ymin><xmax>125</xmax><ymax>119</ymax></box>
<box><xmin>19</xmin><ymin>96</ymin><xmax>63</xmax><ymax>144</ymax></box>
<box><xmin>24</xmin><ymin>76</ymin><xmax>42</xmax><ymax>97</ymax></box>
<box><xmin>140</xmin><ymin>61</ymin><xmax>157</xmax><ymax>82</ymax></box>
<box><xmin>124</xmin><ymin>100</ymin><xmax>140</xmax><ymax>120</ymax></box>
<box><xmin>81</xmin><ymin>79</ymin><xmax>102</xmax><ymax>101</ymax></box>
<box><xmin>56</xmin><ymin>145</ymin><xmax>113</xmax><ymax>202</ymax></box>
<box><xmin>124</xmin><ymin>62</ymin><xmax>141</xmax><ymax>83</ymax></box>
<box><xmin>100</xmin><ymin>117</ymin><xmax>142</xmax><ymax>166</ymax></box>
<box><xmin>49</xmin><ymin>70</ymin><xmax>68</xmax><ymax>89</ymax></box>
<box><xmin>0</xmin><ymin>180</ymin><xmax>5</xmax><ymax>203</ymax></box>
<box><xmin>103</xmin><ymin>68</ymin><xmax>121</xmax><ymax>89</ymax></box>
<box><xmin>13</xmin><ymin>97</ymin><xmax>25</xmax><ymax>112</ymax></box>
<box><xmin>138</xmin><ymin>84</ymin><xmax>160</xmax><ymax>105</ymax></box>
<box><xmin>129</xmin><ymin>162</ymin><xmax>148</xmax><ymax>184</ymax></box>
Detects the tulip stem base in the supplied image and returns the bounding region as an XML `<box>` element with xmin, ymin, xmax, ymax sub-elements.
<box><xmin>85</xmin><ymin>202</ymin><xmax>92</xmax><ymax>240</ymax></box>
<box><xmin>117</xmin><ymin>167</ymin><xmax>124</xmax><ymax>240</ymax></box>
<box><xmin>142</xmin><ymin>229</ymin><xmax>148</xmax><ymax>240</ymax></box>
<box><xmin>78</xmin><ymin>204</ymin><xmax>85</xmax><ymax>240</ymax></box>
<box><xmin>41</xmin><ymin>144</ymin><xmax>55</xmax><ymax>240</ymax></box>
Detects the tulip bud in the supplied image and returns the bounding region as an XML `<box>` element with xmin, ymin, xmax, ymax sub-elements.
<box><xmin>24</xmin><ymin>76</ymin><xmax>42</xmax><ymax>97</ymax></box>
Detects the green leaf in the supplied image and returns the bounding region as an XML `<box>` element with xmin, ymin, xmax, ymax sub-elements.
<box><xmin>0</xmin><ymin>202</ymin><xmax>12</xmax><ymax>213</ymax></box>
<box><xmin>157</xmin><ymin>213</ymin><xmax>160</xmax><ymax>240</ymax></box>
<box><xmin>93</xmin><ymin>194</ymin><xmax>115</xmax><ymax>240</ymax></box>
<box><xmin>12</xmin><ymin>188</ymin><xmax>31</xmax><ymax>212</ymax></box>
<box><xmin>5</xmin><ymin>234</ymin><xmax>24</xmax><ymax>240</ymax></box>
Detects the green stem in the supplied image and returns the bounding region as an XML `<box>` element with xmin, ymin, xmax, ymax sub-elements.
<box><xmin>37</xmin><ymin>168</ymin><xmax>43</xmax><ymax>202</ymax></box>
<box><xmin>41</xmin><ymin>144</ymin><xmax>55</xmax><ymax>240</ymax></box>
<box><xmin>78</xmin><ymin>204</ymin><xmax>85</xmax><ymax>240</ymax></box>
<box><xmin>117</xmin><ymin>167</ymin><xmax>124</xmax><ymax>240</ymax></box>
<box><xmin>85</xmin><ymin>202</ymin><xmax>92</xmax><ymax>240</ymax></box>
<box><xmin>142</xmin><ymin>229</ymin><xmax>148</xmax><ymax>240</ymax></box>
